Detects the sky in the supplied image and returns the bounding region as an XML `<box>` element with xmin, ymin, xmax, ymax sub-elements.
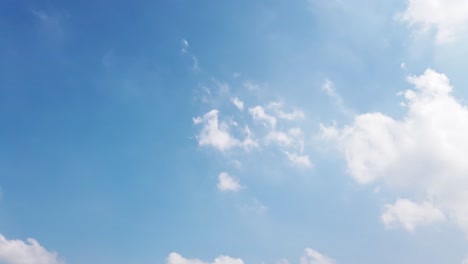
<box><xmin>2</xmin><ymin>0</ymin><xmax>468</xmax><ymax>263</ymax></box>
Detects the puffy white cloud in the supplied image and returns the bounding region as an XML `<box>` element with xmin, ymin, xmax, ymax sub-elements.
<box><xmin>320</xmin><ymin>68</ymin><xmax>468</xmax><ymax>234</ymax></box>
<box><xmin>194</xmin><ymin>110</ymin><xmax>258</xmax><ymax>152</ymax></box>
<box><xmin>217</xmin><ymin>172</ymin><xmax>243</xmax><ymax>192</ymax></box>
<box><xmin>0</xmin><ymin>234</ymin><xmax>64</xmax><ymax>264</ymax></box>
<box><xmin>166</xmin><ymin>252</ymin><xmax>244</xmax><ymax>264</ymax></box>
<box><xmin>398</xmin><ymin>0</ymin><xmax>468</xmax><ymax>43</ymax></box>
<box><xmin>231</xmin><ymin>97</ymin><xmax>244</xmax><ymax>111</ymax></box>
<box><xmin>300</xmin><ymin>248</ymin><xmax>335</xmax><ymax>264</ymax></box>
<box><xmin>381</xmin><ymin>199</ymin><xmax>446</xmax><ymax>232</ymax></box>
<box><xmin>285</xmin><ymin>152</ymin><xmax>312</xmax><ymax>168</ymax></box>
<box><xmin>249</xmin><ymin>106</ymin><xmax>277</xmax><ymax>128</ymax></box>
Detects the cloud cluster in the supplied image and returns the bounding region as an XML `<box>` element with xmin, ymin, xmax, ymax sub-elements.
<box><xmin>193</xmin><ymin>97</ymin><xmax>311</xmax><ymax>168</ymax></box>
<box><xmin>167</xmin><ymin>248</ymin><xmax>334</xmax><ymax>264</ymax></box>
<box><xmin>320</xmin><ymin>69</ymin><xmax>468</xmax><ymax>233</ymax></box>
<box><xmin>193</xmin><ymin>110</ymin><xmax>257</xmax><ymax>152</ymax></box>
<box><xmin>0</xmin><ymin>234</ymin><xmax>64</xmax><ymax>264</ymax></box>
<box><xmin>398</xmin><ymin>0</ymin><xmax>468</xmax><ymax>43</ymax></box>
<box><xmin>166</xmin><ymin>252</ymin><xmax>244</xmax><ymax>264</ymax></box>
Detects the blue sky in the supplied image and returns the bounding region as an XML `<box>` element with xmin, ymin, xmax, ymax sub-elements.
<box><xmin>2</xmin><ymin>0</ymin><xmax>468</xmax><ymax>263</ymax></box>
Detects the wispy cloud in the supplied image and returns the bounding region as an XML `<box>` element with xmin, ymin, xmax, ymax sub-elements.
<box><xmin>31</xmin><ymin>8</ymin><xmax>69</xmax><ymax>43</ymax></box>
<box><xmin>181</xmin><ymin>38</ymin><xmax>200</xmax><ymax>71</ymax></box>
<box><xmin>321</xmin><ymin>79</ymin><xmax>353</xmax><ymax>117</ymax></box>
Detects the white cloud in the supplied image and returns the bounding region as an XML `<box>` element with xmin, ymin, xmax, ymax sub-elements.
<box><xmin>320</xmin><ymin>69</ymin><xmax>468</xmax><ymax>234</ymax></box>
<box><xmin>398</xmin><ymin>0</ymin><xmax>468</xmax><ymax>44</ymax></box>
<box><xmin>285</xmin><ymin>152</ymin><xmax>312</xmax><ymax>168</ymax></box>
<box><xmin>231</xmin><ymin>97</ymin><xmax>244</xmax><ymax>111</ymax></box>
<box><xmin>249</xmin><ymin>106</ymin><xmax>277</xmax><ymax>128</ymax></box>
<box><xmin>217</xmin><ymin>172</ymin><xmax>243</xmax><ymax>192</ymax></box>
<box><xmin>268</xmin><ymin>102</ymin><xmax>305</xmax><ymax>121</ymax></box>
<box><xmin>267</xmin><ymin>128</ymin><xmax>304</xmax><ymax>152</ymax></box>
<box><xmin>194</xmin><ymin>109</ymin><xmax>257</xmax><ymax>152</ymax></box>
<box><xmin>381</xmin><ymin>199</ymin><xmax>446</xmax><ymax>232</ymax></box>
<box><xmin>266</xmin><ymin>131</ymin><xmax>294</xmax><ymax>146</ymax></box>
<box><xmin>300</xmin><ymin>248</ymin><xmax>335</xmax><ymax>264</ymax></box>
<box><xmin>0</xmin><ymin>234</ymin><xmax>64</xmax><ymax>264</ymax></box>
<box><xmin>462</xmin><ymin>258</ymin><xmax>468</xmax><ymax>264</ymax></box>
<box><xmin>166</xmin><ymin>252</ymin><xmax>244</xmax><ymax>264</ymax></box>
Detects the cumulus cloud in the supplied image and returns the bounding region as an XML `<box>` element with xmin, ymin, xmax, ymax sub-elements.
<box><xmin>166</xmin><ymin>252</ymin><xmax>244</xmax><ymax>264</ymax></box>
<box><xmin>0</xmin><ymin>234</ymin><xmax>64</xmax><ymax>264</ymax></box>
<box><xmin>320</xmin><ymin>68</ymin><xmax>468</xmax><ymax>234</ymax></box>
<box><xmin>300</xmin><ymin>248</ymin><xmax>335</xmax><ymax>264</ymax></box>
<box><xmin>398</xmin><ymin>0</ymin><xmax>468</xmax><ymax>43</ymax></box>
<box><xmin>231</xmin><ymin>97</ymin><xmax>244</xmax><ymax>111</ymax></box>
<box><xmin>249</xmin><ymin>106</ymin><xmax>277</xmax><ymax>128</ymax></box>
<box><xmin>381</xmin><ymin>199</ymin><xmax>446</xmax><ymax>232</ymax></box>
<box><xmin>217</xmin><ymin>172</ymin><xmax>243</xmax><ymax>192</ymax></box>
<box><xmin>194</xmin><ymin>109</ymin><xmax>258</xmax><ymax>151</ymax></box>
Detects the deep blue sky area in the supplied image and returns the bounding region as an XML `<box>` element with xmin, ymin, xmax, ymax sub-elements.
<box><xmin>1</xmin><ymin>0</ymin><xmax>468</xmax><ymax>264</ymax></box>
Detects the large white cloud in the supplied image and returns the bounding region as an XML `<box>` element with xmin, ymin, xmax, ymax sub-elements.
<box><xmin>321</xmin><ymin>69</ymin><xmax>468</xmax><ymax>233</ymax></box>
<box><xmin>166</xmin><ymin>252</ymin><xmax>244</xmax><ymax>264</ymax></box>
<box><xmin>398</xmin><ymin>0</ymin><xmax>468</xmax><ymax>43</ymax></box>
<box><xmin>0</xmin><ymin>234</ymin><xmax>64</xmax><ymax>264</ymax></box>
